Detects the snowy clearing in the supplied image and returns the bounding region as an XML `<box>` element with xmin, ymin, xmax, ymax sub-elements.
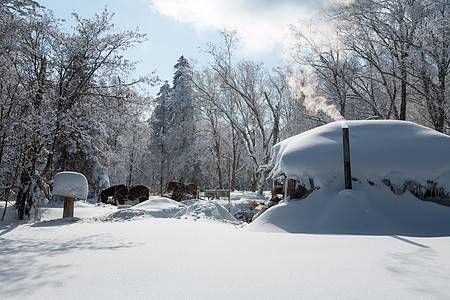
<box><xmin>2</xmin><ymin>192</ymin><xmax>450</xmax><ymax>300</ymax></box>
<box><xmin>2</xmin><ymin>120</ymin><xmax>450</xmax><ymax>299</ymax></box>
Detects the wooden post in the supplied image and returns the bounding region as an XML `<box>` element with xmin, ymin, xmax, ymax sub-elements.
<box><xmin>228</xmin><ymin>155</ymin><xmax>231</xmax><ymax>212</ymax></box>
<box><xmin>63</xmin><ymin>197</ymin><xmax>74</xmax><ymax>218</ymax></box>
<box><xmin>284</xmin><ymin>177</ymin><xmax>289</xmax><ymax>201</ymax></box>
<box><xmin>342</xmin><ymin>127</ymin><xmax>352</xmax><ymax>189</ymax></box>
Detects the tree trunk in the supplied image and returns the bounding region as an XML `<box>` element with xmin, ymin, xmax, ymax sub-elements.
<box><xmin>231</xmin><ymin>129</ymin><xmax>240</xmax><ymax>191</ymax></box>
<box><xmin>1</xmin><ymin>192</ymin><xmax>8</xmax><ymax>221</ymax></box>
<box><xmin>41</xmin><ymin>121</ymin><xmax>61</xmax><ymax>179</ymax></box>
<box><xmin>434</xmin><ymin>60</ymin><xmax>447</xmax><ymax>133</ymax></box>
<box><xmin>400</xmin><ymin>54</ymin><xmax>408</xmax><ymax>120</ymax></box>
<box><xmin>217</xmin><ymin>158</ymin><xmax>223</xmax><ymax>189</ymax></box>
<box><xmin>16</xmin><ymin>172</ymin><xmax>32</xmax><ymax>220</ymax></box>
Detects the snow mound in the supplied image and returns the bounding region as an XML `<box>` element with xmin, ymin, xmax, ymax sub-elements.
<box><xmin>104</xmin><ymin>208</ymin><xmax>155</xmax><ymax>222</ymax></box>
<box><xmin>103</xmin><ymin>199</ymin><xmax>237</xmax><ymax>223</ymax></box>
<box><xmin>134</xmin><ymin>196</ymin><xmax>184</xmax><ymax>211</ymax></box>
<box><xmin>174</xmin><ymin>200</ymin><xmax>237</xmax><ymax>222</ymax></box>
<box><xmin>247</xmin><ymin>181</ymin><xmax>450</xmax><ymax>236</ymax></box>
<box><xmin>133</xmin><ymin>196</ymin><xmax>186</xmax><ymax>218</ymax></box>
<box><xmin>104</xmin><ymin>196</ymin><xmax>185</xmax><ymax>221</ymax></box>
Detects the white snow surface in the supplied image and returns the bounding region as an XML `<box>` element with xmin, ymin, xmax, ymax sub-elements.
<box><xmin>52</xmin><ymin>171</ymin><xmax>89</xmax><ymax>199</ymax></box>
<box><xmin>248</xmin><ymin>180</ymin><xmax>450</xmax><ymax>236</ymax></box>
<box><xmin>2</xmin><ymin>190</ymin><xmax>450</xmax><ymax>299</ymax></box>
<box><xmin>269</xmin><ymin>120</ymin><xmax>450</xmax><ymax>188</ymax></box>
<box><xmin>2</xmin><ymin>121</ymin><xmax>450</xmax><ymax>299</ymax></box>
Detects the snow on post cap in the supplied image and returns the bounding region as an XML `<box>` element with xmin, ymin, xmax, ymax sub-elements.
<box><xmin>53</xmin><ymin>171</ymin><xmax>88</xmax><ymax>199</ymax></box>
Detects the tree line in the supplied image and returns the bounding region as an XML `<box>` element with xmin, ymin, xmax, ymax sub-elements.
<box><xmin>0</xmin><ymin>1</ymin><xmax>152</xmax><ymax>219</ymax></box>
<box><xmin>1</xmin><ymin>0</ymin><xmax>448</xmax><ymax>220</ymax></box>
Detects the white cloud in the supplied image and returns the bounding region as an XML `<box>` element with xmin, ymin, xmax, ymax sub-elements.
<box><xmin>150</xmin><ymin>0</ymin><xmax>323</xmax><ymax>54</ymax></box>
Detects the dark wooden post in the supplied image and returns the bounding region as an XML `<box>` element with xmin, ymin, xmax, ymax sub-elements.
<box><xmin>228</xmin><ymin>155</ymin><xmax>231</xmax><ymax>212</ymax></box>
<box><xmin>63</xmin><ymin>197</ymin><xmax>74</xmax><ymax>218</ymax></box>
<box><xmin>342</xmin><ymin>127</ymin><xmax>352</xmax><ymax>189</ymax></box>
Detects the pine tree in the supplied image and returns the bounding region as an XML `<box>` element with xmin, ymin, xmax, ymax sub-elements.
<box><xmin>149</xmin><ymin>81</ymin><xmax>172</xmax><ymax>192</ymax></box>
<box><xmin>166</xmin><ymin>56</ymin><xmax>201</xmax><ymax>184</ymax></box>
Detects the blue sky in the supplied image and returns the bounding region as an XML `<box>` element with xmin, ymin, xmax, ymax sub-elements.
<box><xmin>36</xmin><ymin>0</ymin><xmax>331</xmax><ymax>96</ymax></box>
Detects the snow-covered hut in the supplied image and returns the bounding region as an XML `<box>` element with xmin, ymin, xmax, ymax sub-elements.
<box><xmin>269</xmin><ymin>120</ymin><xmax>450</xmax><ymax>204</ymax></box>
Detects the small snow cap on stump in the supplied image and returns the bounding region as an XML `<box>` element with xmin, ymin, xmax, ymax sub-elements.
<box><xmin>53</xmin><ymin>171</ymin><xmax>88</xmax><ymax>200</ymax></box>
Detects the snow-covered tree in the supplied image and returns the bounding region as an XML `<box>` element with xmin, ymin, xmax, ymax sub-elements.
<box><xmin>411</xmin><ymin>0</ymin><xmax>450</xmax><ymax>133</ymax></box>
<box><xmin>165</xmin><ymin>56</ymin><xmax>202</xmax><ymax>184</ymax></box>
<box><xmin>0</xmin><ymin>1</ymin><xmax>56</xmax><ymax>219</ymax></box>
<box><xmin>148</xmin><ymin>81</ymin><xmax>172</xmax><ymax>192</ymax></box>
<box><xmin>0</xmin><ymin>3</ymin><xmax>153</xmax><ymax>219</ymax></box>
<box><xmin>43</xmin><ymin>9</ymin><xmax>147</xmax><ymax>181</ymax></box>
<box><xmin>287</xmin><ymin>0</ymin><xmax>449</xmax><ymax>134</ymax></box>
<box><xmin>197</xmin><ymin>31</ymin><xmax>290</xmax><ymax>193</ymax></box>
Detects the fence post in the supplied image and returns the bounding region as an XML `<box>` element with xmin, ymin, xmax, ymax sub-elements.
<box><xmin>342</xmin><ymin>126</ymin><xmax>352</xmax><ymax>189</ymax></box>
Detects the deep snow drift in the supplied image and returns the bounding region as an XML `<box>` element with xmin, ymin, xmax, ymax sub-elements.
<box><xmin>248</xmin><ymin>180</ymin><xmax>450</xmax><ymax>236</ymax></box>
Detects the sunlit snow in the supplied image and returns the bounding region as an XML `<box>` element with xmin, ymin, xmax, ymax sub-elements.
<box><xmin>2</xmin><ymin>120</ymin><xmax>450</xmax><ymax>299</ymax></box>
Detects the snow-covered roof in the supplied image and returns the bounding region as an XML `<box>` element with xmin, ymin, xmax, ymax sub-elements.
<box><xmin>270</xmin><ymin>120</ymin><xmax>450</xmax><ymax>188</ymax></box>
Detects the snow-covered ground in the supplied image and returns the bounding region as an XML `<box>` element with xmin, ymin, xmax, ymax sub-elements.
<box><xmin>2</xmin><ymin>120</ymin><xmax>450</xmax><ymax>299</ymax></box>
<box><xmin>2</xmin><ymin>191</ymin><xmax>450</xmax><ymax>300</ymax></box>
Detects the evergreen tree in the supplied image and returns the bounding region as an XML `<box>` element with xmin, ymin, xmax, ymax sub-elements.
<box><xmin>149</xmin><ymin>81</ymin><xmax>172</xmax><ymax>192</ymax></box>
<box><xmin>166</xmin><ymin>56</ymin><xmax>201</xmax><ymax>184</ymax></box>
